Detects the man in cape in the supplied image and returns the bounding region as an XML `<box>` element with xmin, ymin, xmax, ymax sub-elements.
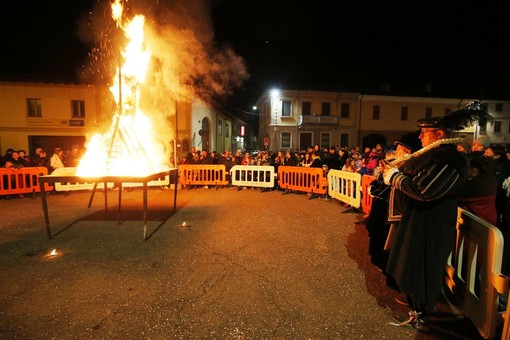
<box><xmin>382</xmin><ymin>101</ymin><xmax>493</xmax><ymax>331</ymax></box>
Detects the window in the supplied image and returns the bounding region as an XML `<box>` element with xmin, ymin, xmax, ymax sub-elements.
<box><xmin>479</xmin><ymin>123</ymin><xmax>486</xmax><ymax>133</ymax></box>
<box><xmin>320</xmin><ymin>133</ymin><xmax>330</xmax><ymax>149</ymax></box>
<box><xmin>322</xmin><ymin>102</ymin><xmax>331</xmax><ymax>116</ymax></box>
<box><xmin>71</xmin><ymin>100</ymin><xmax>85</xmax><ymax>118</ymax></box>
<box><xmin>445</xmin><ymin>108</ymin><xmax>452</xmax><ymax>115</ymax></box>
<box><xmin>281</xmin><ymin>132</ymin><xmax>291</xmax><ymax>148</ymax></box>
<box><xmin>282</xmin><ymin>100</ymin><xmax>292</xmax><ymax>117</ymax></box>
<box><xmin>217</xmin><ymin>119</ymin><xmax>222</xmax><ymax>136</ymax></box>
<box><xmin>495</xmin><ymin>103</ymin><xmax>503</xmax><ymax>112</ymax></box>
<box><xmin>372</xmin><ymin>105</ymin><xmax>380</xmax><ymax>120</ymax></box>
<box><xmin>425</xmin><ymin>107</ymin><xmax>432</xmax><ymax>119</ymax></box>
<box><xmin>494</xmin><ymin>121</ymin><xmax>502</xmax><ymax>133</ymax></box>
<box><xmin>341</xmin><ymin>103</ymin><xmax>350</xmax><ymax>118</ymax></box>
<box><xmin>401</xmin><ymin>106</ymin><xmax>408</xmax><ymax>121</ymax></box>
<box><xmin>302</xmin><ymin>101</ymin><xmax>311</xmax><ymax>115</ymax></box>
<box><xmin>27</xmin><ymin>98</ymin><xmax>42</xmax><ymax>117</ymax></box>
<box><xmin>225</xmin><ymin>124</ymin><xmax>230</xmax><ymax>137</ymax></box>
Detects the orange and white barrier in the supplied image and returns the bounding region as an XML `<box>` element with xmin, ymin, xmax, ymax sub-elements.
<box><xmin>278</xmin><ymin>166</ymin><xmax>327</xmax><ymax>195</ymax></box>
<box><xmin>327</xmin><ymin>169</ymin><xmax>362</xmax><ymax>208</ymax></box>
<box><xmin>0</xmin><ymin>167</ymin><xmax>52</xmax><ymax>195</ymax></box>
<box><xmin>230</xmin><ymin>165</ymin><xmax>275</xmax><ymax>188</ymax></box>
<box><xmin>445</xmin><ymin>208</ymin><xmax>509</xmax><ymax>339</ymax></box>
<box><xmin>178</xmin><ymin>164</ymin><xmax>229</xmax><ymax>187</ymax></box>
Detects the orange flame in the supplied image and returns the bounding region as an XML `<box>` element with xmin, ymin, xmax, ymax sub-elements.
<box><xmin>77</xmin><ymin>0</ymin><xmax>169</xmax><ymax>177</ymax></box>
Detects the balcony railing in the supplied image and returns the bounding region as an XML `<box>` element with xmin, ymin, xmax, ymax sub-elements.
<box><xmin>299</xmin><ymin>115</ymin><xmax>338</xmax><ymax>125</ymax></box>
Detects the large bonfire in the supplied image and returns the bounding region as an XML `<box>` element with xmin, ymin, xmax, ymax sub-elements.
<box><xmin>76</xmin><ymin>0</ymin><xmax>168</xmax><ymax>177</ymax></box>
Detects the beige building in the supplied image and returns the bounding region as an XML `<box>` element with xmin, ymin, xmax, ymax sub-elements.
<box><xmin>256</xmin><ymin>88</ymin><xmax>510</xmax><ymax>151</ymax></box>
<box><xmin>0</xmin><ymin>81</ymin><xmax>110</xmax><ymax>156</ymax></box>
<box><xmin>0</xmin><ymin>81</ymin><xmax>244</xmax><ymax>162</ymax></box>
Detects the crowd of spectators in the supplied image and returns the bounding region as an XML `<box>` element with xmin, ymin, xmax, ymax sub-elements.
<box><xmin>2</xmin><ymin>140</ymin><xmax>510</xmax><ymax>226</ymax></box>
<box><xmin>179</xmin><ymin>139</ymin><xmax>510</xmax><ymax>233</ymax></box>
<box><xmin>0</xmin><ymin>146</ymin><xmax>83</xmax><ymax>199</ymax></box>
<box><xmin>180</xmin><ymin>143</ymin><xmax>391</xmax><ymax>178</ymax></box>
<box><xmin>0</xmin><ymin>146</ymin><xmax>82</xmax><ymax>173</ymax></box>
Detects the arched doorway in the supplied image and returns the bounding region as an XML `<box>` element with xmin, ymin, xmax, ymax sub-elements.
<box><xmin>362</xmin><ymin>133</ymin><xmax>386</xmax><ymax>150</ymax></box>
<box><xmin>200</xmin><ymin>118</ymin><xmax>210</xmax><ymax>151</ymax></box>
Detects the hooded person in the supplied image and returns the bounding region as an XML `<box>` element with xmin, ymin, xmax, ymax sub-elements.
<box><xmin>382</xmin><ymin>100</ymin><xmax>494</xmax><ymax>331</ymax></box>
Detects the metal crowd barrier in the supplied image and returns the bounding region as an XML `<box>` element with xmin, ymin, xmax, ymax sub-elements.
<box><xmin>0</xmin><ymin>167</ymin><xmax>53</xmax><ymax>195</ymax></box>
<box><xmin>445</xmin><ymin>208</ymin><xmax>509</xmax><ymax>339</ymax></box>
<box><xmin>230</xmin><ymin>165</ymin><xmax>275</xmax><ymax>189</ymax></box>
<box><xmin>277</xmin><ymin>166</ymin><xmax>327</xmax><ymax>195</ymax></box>
<box><xmin>327</xmin><ymin>169</ymin><xmax>362</xmax><ymax>208</ymax></box>
<box><xmin>178</xmin><ymin>164</ymin><xmax>229</xmax><ymax>188</ymax></box>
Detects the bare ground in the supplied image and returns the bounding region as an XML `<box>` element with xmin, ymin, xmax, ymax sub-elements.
<box><xmin>0</xmin><ymin>187</ymin><xmax>485</xmax><ymax>339</ymax></box>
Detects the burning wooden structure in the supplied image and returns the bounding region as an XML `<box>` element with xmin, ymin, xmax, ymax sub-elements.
<box><xmin>38</xmin><ymin>0</ymin><xmax>178</xmax><ymax>240</ymax></box>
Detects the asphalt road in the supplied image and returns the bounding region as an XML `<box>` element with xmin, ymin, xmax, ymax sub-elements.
<box><xmin>0</xmin><ymin>187</ymin><xmax>490</xmax><ymax>339</ymax></box>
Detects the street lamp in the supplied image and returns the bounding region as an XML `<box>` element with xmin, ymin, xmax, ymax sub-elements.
<box><xmin>269</xmin><ymin>89</ymin><xmax>281</xmax><ymax>151</ymax></box>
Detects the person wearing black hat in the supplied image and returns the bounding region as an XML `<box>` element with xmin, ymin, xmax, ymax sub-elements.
<box><xmin>382</xmin><ymin>101</ymin><xmax>493</xmax><ymax>331</ymax></box>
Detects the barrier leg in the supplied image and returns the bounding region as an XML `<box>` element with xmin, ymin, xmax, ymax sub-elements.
<box><xmin>173</xmin><ymin>170</ymin><xmax>178</xmax><ymax>212</ymax></box>
<box><xmin>143</xmin><ymin>182</ymin><xmax>148</xmax><ymax>240</ymax></box>
<box><xmin>87</xmin><ymin>182</ymin><xmax>98</xmax><ymax>208</ymax></box>
<box><xmin>118</xmin><ymin>182</ymin><xmax>122</xmax><ymax>225</ymax></box>
<box><xmin>104</xmin><ymin>182</ymin><xmax>108</xmax><ymax>213</ymax></box>
<box><xmin>39</xmin><ymin>181</ymin><xmax>52</xmax><ymax>239</ymax></box>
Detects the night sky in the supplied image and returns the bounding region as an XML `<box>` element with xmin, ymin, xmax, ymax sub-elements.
<box><xmin>1</xmin><ymin>0</ymin><xmax>509</xmax><ymax>115</ymax></box>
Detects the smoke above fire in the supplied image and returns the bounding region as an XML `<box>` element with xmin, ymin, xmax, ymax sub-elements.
<box><xmin>75</xmin><ymin>0</ymin><xmax>249</xmax><ymax>170</ymax></box>
<box><xmin>79</xmin><ymin>0</ymin><xmax>249</xmax><ymax>113</ymax></box>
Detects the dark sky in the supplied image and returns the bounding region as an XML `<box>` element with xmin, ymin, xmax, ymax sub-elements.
<box><xmin>1</xmin><ymin>0</ymin><xmax>509</xmax><ymax>114</ymax></box>
<box><xmin>211</xmin><ymin>0</ymin><xmax>510</xmax><ymax>107</ymax></box>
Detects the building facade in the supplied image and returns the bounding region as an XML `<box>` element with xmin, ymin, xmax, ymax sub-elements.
<box><xmin>0</xmin><ymin>81</ymin><xmax>244</xmax><ymax>162</ymax></box>
<box><xmin>257</xmin><ymin>88</ymin><xmax>510</xmax><ymax>151</ymax></box>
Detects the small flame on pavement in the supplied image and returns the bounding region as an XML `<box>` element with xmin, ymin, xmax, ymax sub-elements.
<box><xmin>50</xmin><ymin>249</ymin><xmax>58</xmax><ymax>256</ymax></box>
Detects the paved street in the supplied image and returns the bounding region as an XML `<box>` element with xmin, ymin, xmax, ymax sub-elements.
<box><xmin>0</xmin><ymin>187</ymin><xmax>487</xmax><ymax>339</ymax></box>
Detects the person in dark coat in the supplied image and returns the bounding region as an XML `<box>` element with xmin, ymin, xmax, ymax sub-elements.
<box><xmin>382</xmin><ymin>101</ymin><xmax>492</xmax><ymax>331</ymax></box>
<box><xmin>484</xmin><ymin>145</ymin><xmax>510</xmax><ymax>231</ymax></box>
<box><xmin>366</xmin><ymin>131</ymin><xmax>421</xmax><ymax>290</ymax></box>
<box><xmin>458</xmin><ymin>153</ymin><xmax>498</xmax><ymax>225</ymax></box>
<box><xmin>324</xmin><ymin>146</ymin><xmax>339</xmax><ymax>170</ymax></box>
<box><xmin>309</xmin><ymin>151</ymin><xmax>323</xmax><ymax>168</ymax></box>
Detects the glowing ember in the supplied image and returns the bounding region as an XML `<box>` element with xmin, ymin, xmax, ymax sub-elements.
<box><xmin>50</xmin><ymin>249</ymin><xmax>57</xmax><ymax>256</ymax></box>
<box><xmin>77</xmin><ymin>0</ymin><xmax>169</xmax><ymax>177</ymax></box>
